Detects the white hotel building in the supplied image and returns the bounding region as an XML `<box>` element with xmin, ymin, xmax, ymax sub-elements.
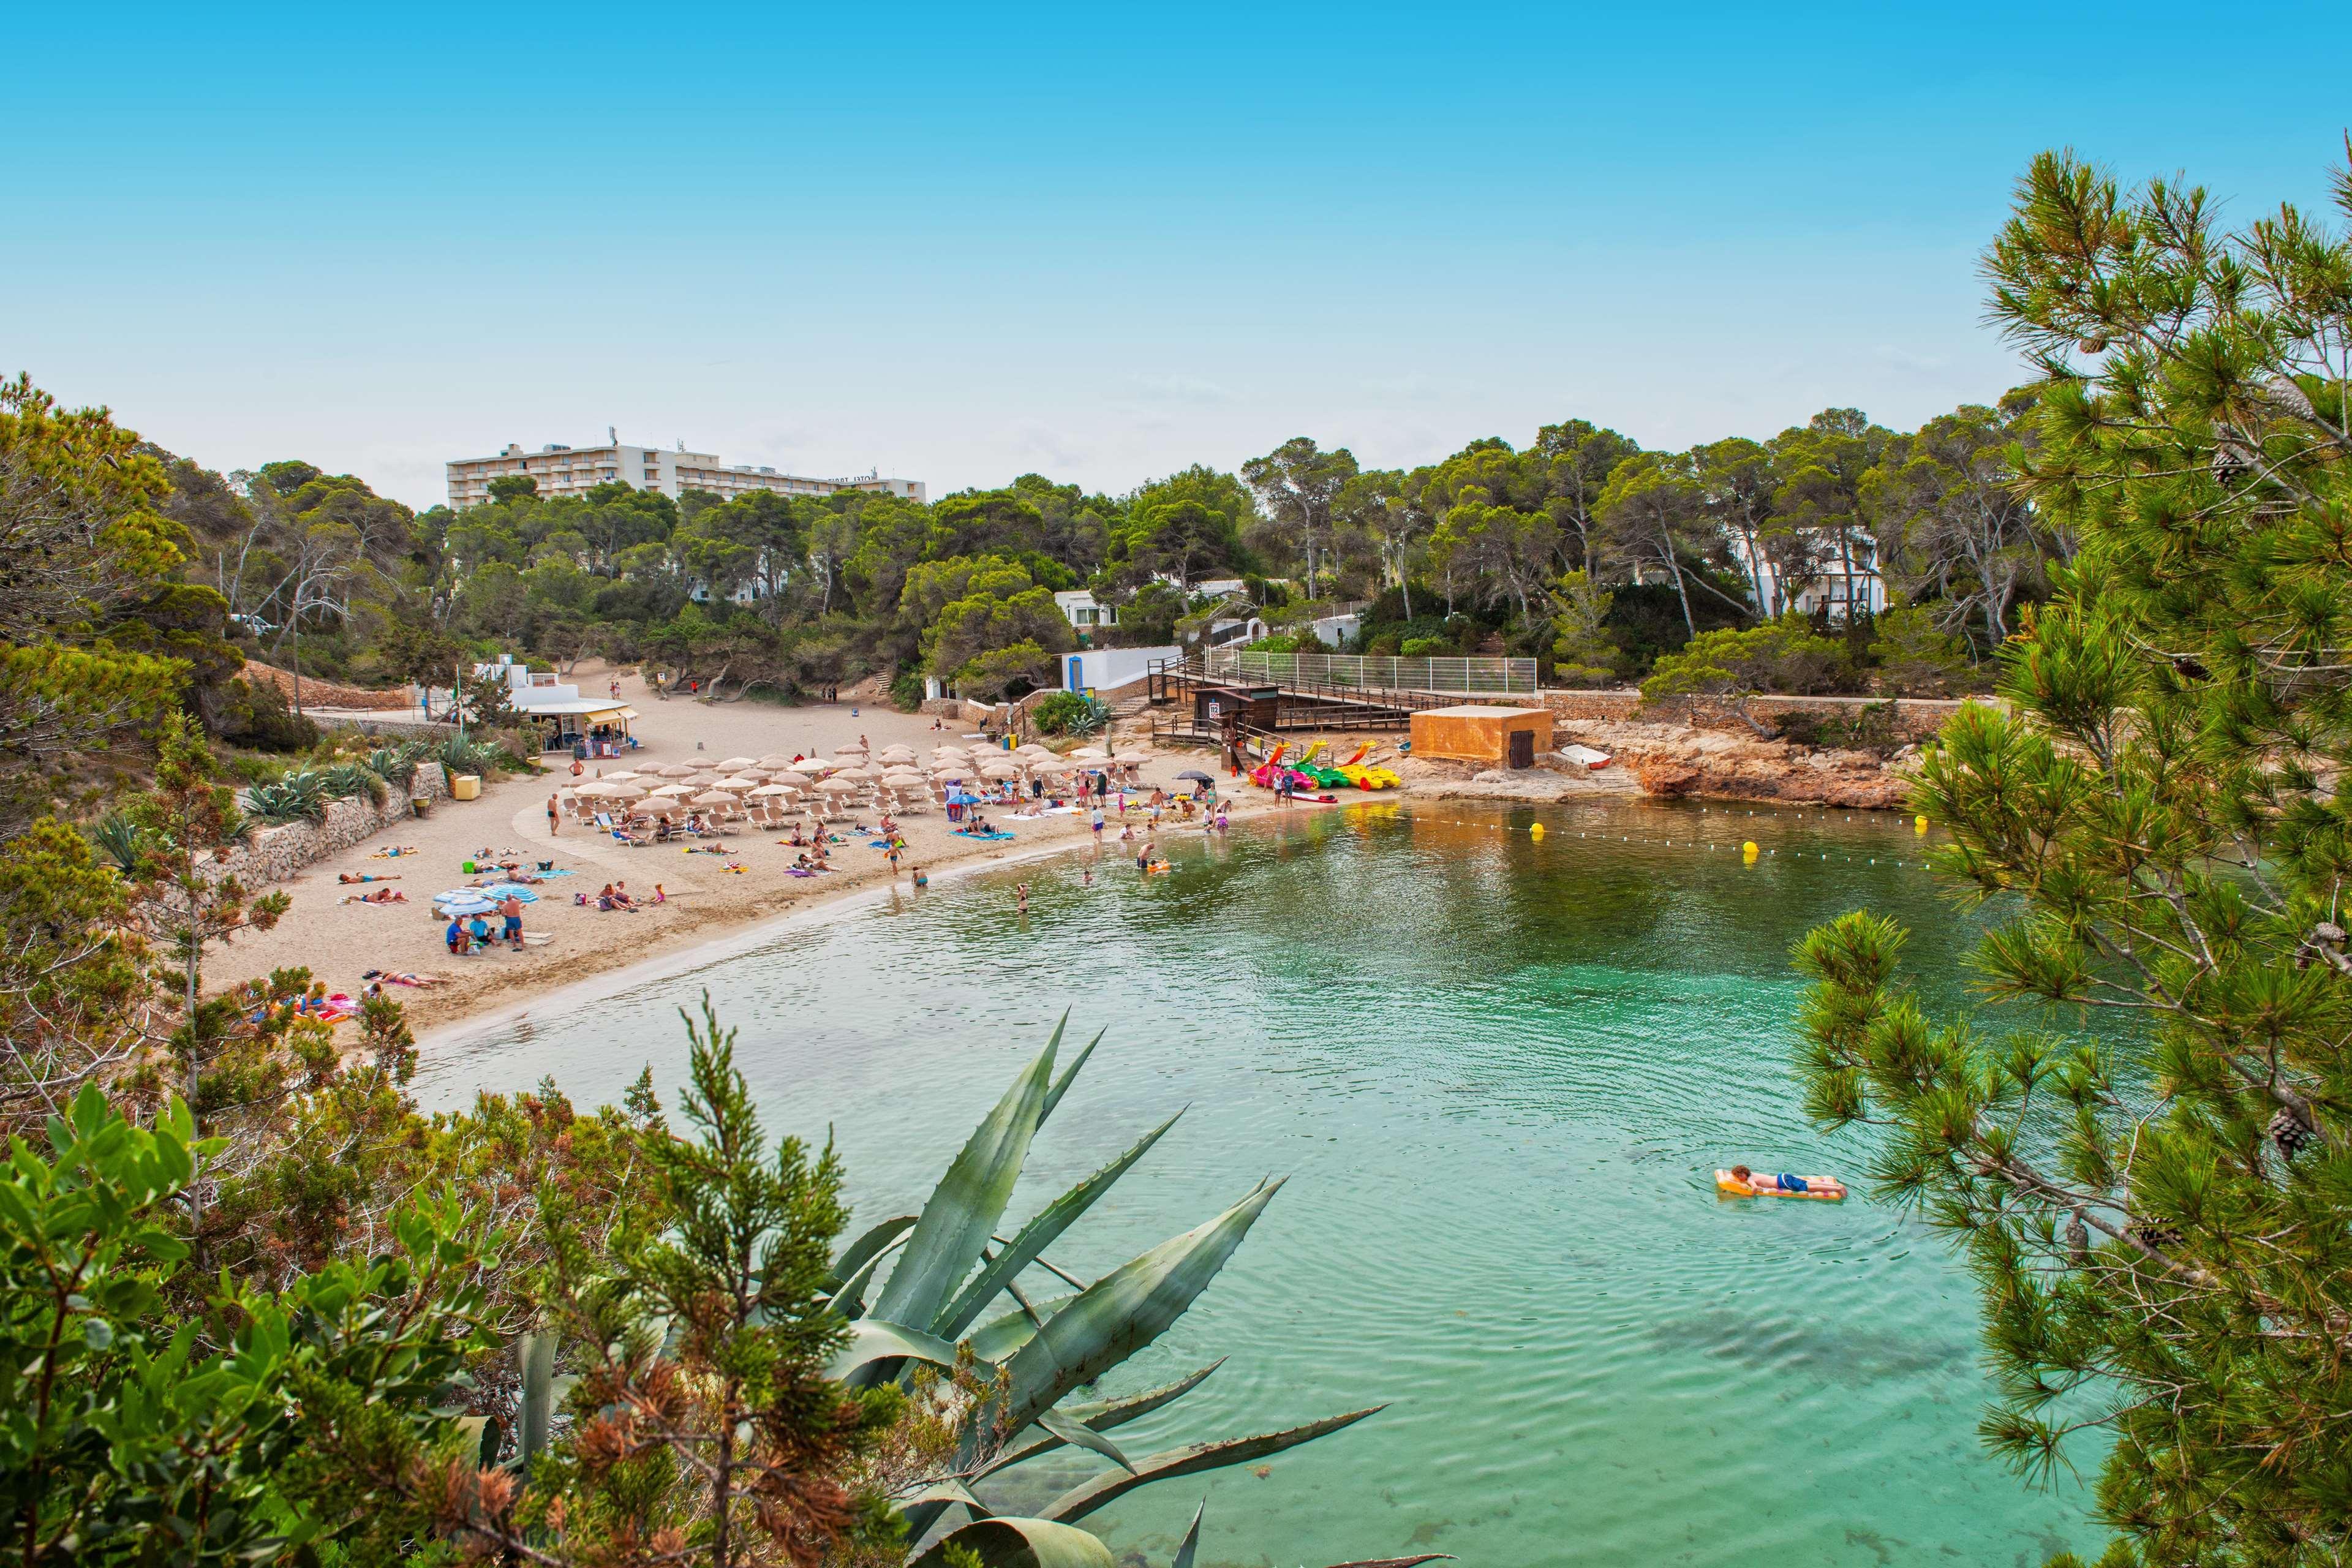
<box><xmin>446</xmin><ymin>437</ymin><xmax>925</xmax><ymax>510</ymax></box>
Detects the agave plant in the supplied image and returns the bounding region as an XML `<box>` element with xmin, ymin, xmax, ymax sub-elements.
<box><xmin>831</xmin><ymin>1017</ymin><xmax>1393</xmax><ymax>1568</ymax></box>
<box><xmin>244</xmin><ymin>769</ymin><xmax>330</xmax><ymax>824</ymax></box>
<box><xmin>366</xmin><ymin>742</ymin><xmax>428</xmax><ymax>788</ymax></box>
<box><xmin>322</xmin><ymin>760</ymin><xmax>388</xmax><ymax>807</ymax></box>
<box><xmin>86</xmin><ymin>812</ymin><xmax>146</xmax><ymax>875</ymax></box>
<box><xmin>437</xmin><ymin>735</ymin><xmax>505</xmax><ymax>777</ymax></box>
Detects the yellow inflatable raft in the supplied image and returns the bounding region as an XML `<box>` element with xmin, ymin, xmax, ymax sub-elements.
<box><xmin>1716</xmin><ymin>1169</ymin><xmax>1846</xmax><ymax>1200</ymax></box>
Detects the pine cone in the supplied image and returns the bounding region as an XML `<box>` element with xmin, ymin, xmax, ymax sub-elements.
<box><xmin>2269</xmin><ymin>1106</ymin><xmax>2315</xmax><ymax>1157</ymax></box>
<box><xmin>2212</xmin><ymin>443</ymin><xmax>2255</xmax><ymax>486</ymax></box>
<box><xmin>2064</xmin><ymin>1213</ymin><xmax>2090</xmax><ymax>1265</ymax></box>
<box><xmin>2264</xmin><ymin>375</ymin><xmax>2316</xmax><ymax>421</ymax></box>
<box><xmin>2128</xmin><ymin>1219</ymin><xmax>2185</xmax><ymax>1251</ymax></box>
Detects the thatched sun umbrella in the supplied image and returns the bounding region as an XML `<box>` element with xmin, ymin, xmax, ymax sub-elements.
<box><xmin>649</xmin><ymin>762</ymin><xmax>698</xmax><ymax>777</ymax></box>
<box><xmin>756</xmin><ymin>754</ymin><xmax>797</xmax><ymax>769</ymax></box>
<box><xmin>981</xmin><ymin>761</ymin><xmax>1021</xmax><ymax>780</ymax></box>
<box><xmin>649</xmin><ymin>783</ymin><xmax>696</xmax><ymax>797</ymax></box>
<box><xmin>749</xmin><ymin>783</ymin><xmax>797</xmax><ymax>798</ymax></box>
<box><xmin>790</xmin><ymin>757</ymin><xmax>831</xmax><ymax>775</ymax></box>
<box><xmin>816</xmin><ymin>776</ymin><xmax>859</xmax><ymax>794</ymax></box>
<box><xmin>690</xmin><ymin>790</ymin><xmax>739</xmax><ymax>807</ymax></box>
<box><xmin>714</xmin><ymin>756</ymin><xmax>759</xmax><ymax>771</ymax></box>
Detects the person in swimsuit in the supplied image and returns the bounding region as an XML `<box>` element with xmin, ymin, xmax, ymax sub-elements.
<box><xmin>1730</xmin><ymin>1164</ymin><xmax>1840</xmax><ymax>1196</ymax></box>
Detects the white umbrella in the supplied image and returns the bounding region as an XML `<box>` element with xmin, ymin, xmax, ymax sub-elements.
<box><xmin>717</xmin><ymin>774</ymin><xmax>765</xmax><ymax>788</ymax></box>
<box><xmin>1035</xmin><ymin>757</ymin><xmax>1077</xmax><ymax>773</ymax></box>
<box><xmin>878</xmin><ymin>745</ymin><xmax>916</xmax><ymax>762</ymax></box>
<box><xmin>757</xmin><ymin>754</ymin><xmax>797</xmax><ymax>769</ymax></box>
<box><xmin>1070</xmin><ymin>747</ymin><xmax>1108</xmax><ymax>760</ymax></box>
<box><xmin>692</xmin><ymin>790</ymin><xmax>740</xmax><ymax>805</ymax></box>
<box><xmin>634</xmin><ymin>797</ymin><xmax>683</xmax><ymax>816</ymax></box>
<box><xmin>599</xmin><ymin>769</ymin><xmax>642</xmax><ymax>781</ymax></box>
<box><xmin>1014</xmin><ymin>744</ymin><xmax>1055</xmax><ymax>760</ymax></box>
<box><xmin>790</xmin><ymin>757</ymin><xmax>831</xmax><ymax>774</ymax></box>
<box><xmin>649</xmin><ymin>783</ymin><xmax>697</xmax><ymax>797</ymax></box>
<box><xmin>646</xmin><ymin>762</ymin><xmax>695</xmax><ymax>777</ymax></box>
<box><xmin>749</xmin><ymin>783</ymin><xmax>797</xmax><ymax>797</ymax></box>
<box><xmin>575</xmin><ymin>781</ymin><xmax>635</xmax><ymax>799</ymax></box>
<box><xmin>981</xmin><ymin>761</ymin><xmax>1021</xmax><ymax>780</ymax></box>
<box><xmin>816</xmin><ymin>776</ymin><xmax>860</xmax><ymax>794</ymax></box>
<box><xmin>831</xmin><ymin>764</ymin><xmax>877</xmax><ymax>781</ymax></box>
<box><xmin>715</xmin><ymin>756</ymin><xmax>759</xmax><ymax>771</ymax></box>
<box><xmin>881</xmin><ymin>767</ymin><xmax>928</xmax><ymax>785</ymax></box>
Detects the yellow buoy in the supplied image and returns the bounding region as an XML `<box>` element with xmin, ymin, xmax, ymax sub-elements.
<box><xmin>1914</xmin><ymin>814</ymin><xmax>1929</xmax><ymax>835</ymax></box>
<box><xmin>1529</xmin><ymin>823</ymin><xmax>1545</xmax><ymax>840</ymax></box>
<box><xmin>1741</xmin><ymin>840</ymin><xmax>1759</xmax><ymax>862</ymax></box>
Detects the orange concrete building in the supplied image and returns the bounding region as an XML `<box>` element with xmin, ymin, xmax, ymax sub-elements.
<box><xmin>1409</xmin><ymin>704</ymin><xmax>1554</xmax><ymax>767</ymax></box>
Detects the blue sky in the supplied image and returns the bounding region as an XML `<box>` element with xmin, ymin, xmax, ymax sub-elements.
<box><xmin>9</xmin><ymin>2</ymin><xmax>2345</xmax><ymax>509</ymax></box>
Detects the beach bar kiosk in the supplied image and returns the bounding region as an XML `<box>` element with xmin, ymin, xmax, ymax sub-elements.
<box><xmin>1410</xmin><ymin>704</ymin><xmax>1554</xmax><ymax>768</ymax></box>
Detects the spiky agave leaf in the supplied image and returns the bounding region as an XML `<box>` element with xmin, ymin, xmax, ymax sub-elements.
<box><xmin>829</xmin><ymin>1238</ymin><xmax>898</xmax><ymax>1322</ymax></box>
<box><xmin>826</xmin><ymin>1317</ymin><xmax>962</xmax><ymax>1382</ymax></box>
<box><xmin>518</xmin><ymin>1330</ymin><xmax>558</xmax><ymax>1468</ymax></box>
<box><xmin>1040</xmin><ymin>1025</ymin><xmax>1104</xmax><ymax>1125</ymax></box>
<box><xmin>908</xmin><ymin>1517</ymin><xmax>1117</xmax><ymax>1568</ymax></box>
<box><xmin>829</xmin><ymin>1213</ymin><xmax>918</xmax><ymax>1294</ymax></box>
<box><xmin>1172</xmin><ymin>1500</ymin><xmax>1205</xmax><ymax>1568</ymax></box>
<box><xmin>933</xmin><ymin>1107</ymin><xmax>1184</xmax><ymax>1340</ymax></box>
<box><xmin>892</xmin><ymin>1477</ymin><xmax>992</xmax><ymax>1545</ymax></box>
<box><xmin>975</xmin><ymin>1361</ymin><xmax>1225</xmax><ymax>1480</ymax></box>
<box><xmin>992</xmin><ymin>1180</ymin><xmax>1283</xmax><ymax>1438</ymax></box>
<box><xmin>869</xmin><ymin>1023</ymin><xmax>1065</xmax><ymax>1333</ymax></box>
<box><xmin>967</xmin><ymin>1294</ymin><xmax>1074</xmax><ymax>1362</ymax></box>
<box><xmin>1037</xmin><ymin>1408</ymin><xmax>1385</xmax><ymax>1524</ymax></box>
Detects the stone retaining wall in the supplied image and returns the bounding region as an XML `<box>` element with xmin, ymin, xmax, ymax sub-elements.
<box><xmin>212</xmin><ymin>763</ymin><xmax>451</xmax><ymax>886</ymax></box>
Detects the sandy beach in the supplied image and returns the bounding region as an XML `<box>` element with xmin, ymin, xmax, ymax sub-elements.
<box><xmin>207</xmin><ymin>664</ymin><xmax>1291</xmax><ymax>1032</ymax></box>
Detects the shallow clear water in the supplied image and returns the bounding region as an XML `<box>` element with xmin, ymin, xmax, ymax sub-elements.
<box><xmin>423</xmin><ymin>797</ymin><xmax>2099</xmax><ymax>1568</ymax></box>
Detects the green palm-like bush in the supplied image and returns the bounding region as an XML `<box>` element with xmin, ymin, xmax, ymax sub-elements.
<box><xmin>366</xmin><ymin>743</ymin><xmax>428</xmax><ymax>788</ymax></box>
<box><xmin>321</xmin><ymin>761</ymin><xmax>388</xmax><ymax>808</ymax></box>
<box><xmin>835</xmin><ymin>1017</ymin><xmax>1395</xmax><ymax>1567</ymax></box>
<box><xmin>244</xmin><ymin>770</ymin><xmax>330</xmax><ymax>824</ymax></box>
<box><xmin>1028</xmin><ymin>692</ymin><xmax>1110</xmax><ymax>737</ymax></box>
<box><xmin>86</xmin><ymin>812</ymin><xmax>146</xmax><ymax>875</ymax></box>
<box><xmin>435</xmin><ymin>735</ymin><xmax>506</xmax><ymax>777</ymax></box>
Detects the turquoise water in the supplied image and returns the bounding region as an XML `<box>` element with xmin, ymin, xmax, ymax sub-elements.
<box><xmin>422</xmin><ymin>797</ymin><xmax>2100</xmax><ymax>1568</ymax></box>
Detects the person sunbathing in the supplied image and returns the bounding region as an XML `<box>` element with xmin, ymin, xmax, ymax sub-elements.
<box><xmin>1728</xmin><ymin>1164</ymin><xmax>1842</xmax><ymax>1196</ymax></box>
<box><xmin>363</xmin><ymin>969</ymin><xmax>447</xmax><ymax>987</ymax></box>
<box><xmin>342</xmin><ymin>888</ymin><xmax>407</xmax><ymax>904</ymax></box>
<box><xmin>337</xmin><ymin>872</ymin><xmax>399</xmax><ymax>884</ymax></box>
<box><xmin>611</xmin><ymin>882</ymin><xmax>638</xmax><ymax>908</ymax></box>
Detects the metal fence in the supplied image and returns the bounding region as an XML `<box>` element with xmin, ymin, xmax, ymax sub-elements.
<box><xmin>1203</xmin><ymin>648</ymin><xmax>1540</xmax><ymax>695</ymax></box>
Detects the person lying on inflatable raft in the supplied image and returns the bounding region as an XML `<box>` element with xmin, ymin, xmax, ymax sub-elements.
<box><xmin>1717</xmin><ymin>1164</ymin><xmax>1846</xmax><ymax>1200</ymax></box>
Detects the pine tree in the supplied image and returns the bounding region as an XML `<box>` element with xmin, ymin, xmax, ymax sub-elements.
<box><xmin>1794</xmin><ymin>146</ymin><xmax>2352</xmax><ymax>1567</ymax></box>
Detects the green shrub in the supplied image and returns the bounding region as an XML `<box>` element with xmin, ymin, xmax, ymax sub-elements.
<box><xmin>245</xmin><ymin>771</ymin><xmax>330</xmax><ymax>824</ymax></box>
<box><xmin>321</xmin><ymin>762</ymin><xmax>388</xmax><ymax>807</ymax></box>
<box><xmin>888</xmin><ymin>663</ymin><xmax>925</xmax><ymax>711</ymax></box>
<box><xmin>1028</xmin><ymin>690</ymin><xmax>1110</xmax><ymax>736</ymax></box>
<box><xmin>1400</xmin><ymin>636</ymin><xmax>1449</xmax><ymax>658</ymax></box>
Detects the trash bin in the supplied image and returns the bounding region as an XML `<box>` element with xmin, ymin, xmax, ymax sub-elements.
<box><xmin>451</xmin><ymin>774</ymin><xmax>481</xmax><ymax>801</ymax></box>
<box><xmin>410</xmin><ymin>796</ymin><xmax>432</xmax><ymax>818</ymax></box>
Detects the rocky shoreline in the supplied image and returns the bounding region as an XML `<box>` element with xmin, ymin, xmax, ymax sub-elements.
<box><xmin>1371</xmin><ymin>716</ymin><xmax>1920</xmax><ymax>811</ymax></box>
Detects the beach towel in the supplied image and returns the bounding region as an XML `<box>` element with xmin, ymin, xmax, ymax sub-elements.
<box><xmin>954</xmin><ymin>829</ymin><xmax>1016</xmax><ymax>842</ymax></box>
